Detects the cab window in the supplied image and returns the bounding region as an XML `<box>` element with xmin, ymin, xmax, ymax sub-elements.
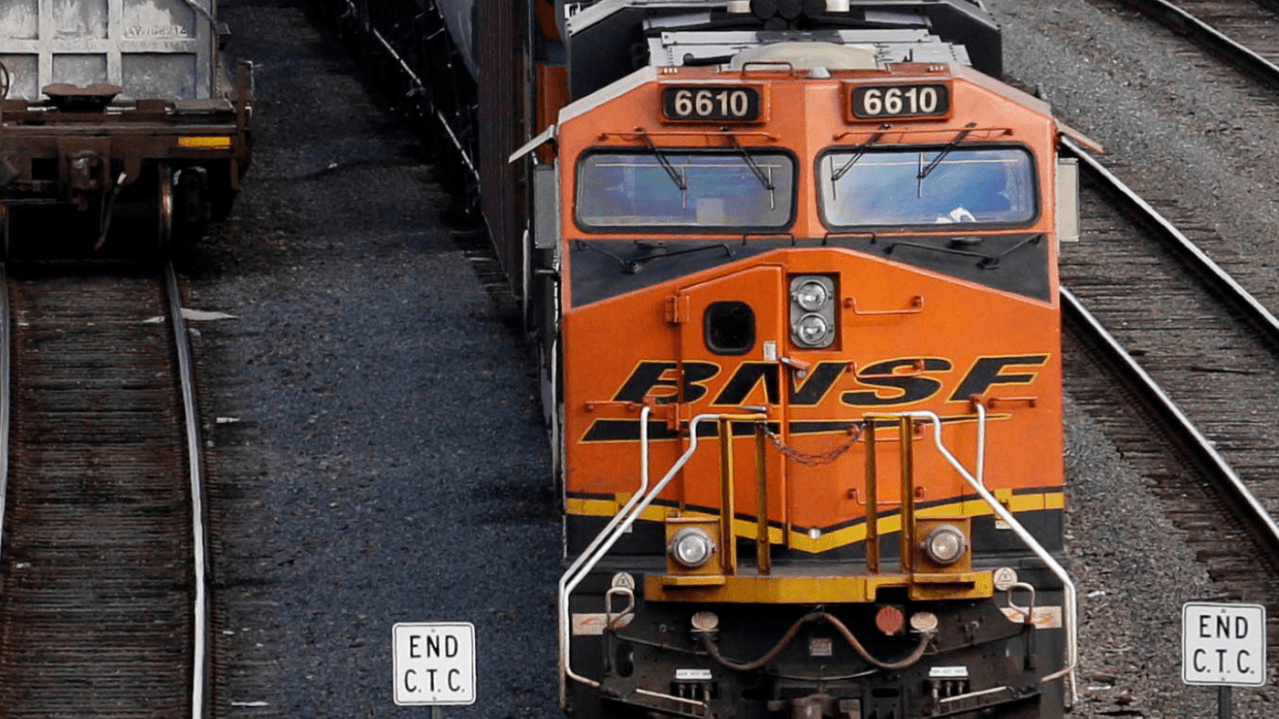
<box><xmin>819</xmin><ymin>146</ymin><xmax>1036</xmax><ymax>228</ymax></box>
<box><xmin>576</xmin><ymin>150</ymin><xmax>795</xmax><ymax>232</ymax></box>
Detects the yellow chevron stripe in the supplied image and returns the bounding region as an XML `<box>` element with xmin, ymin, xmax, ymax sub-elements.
<box><xmin>565</xmin><ymin>491</ymin><xmax>1064</xmax><ymax>553</ymax></box>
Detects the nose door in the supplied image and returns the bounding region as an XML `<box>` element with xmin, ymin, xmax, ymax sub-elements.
<box><xmin>674</xmin><ymin>265</ymin><xmax>788</xmax><ymax>551</ymax></box>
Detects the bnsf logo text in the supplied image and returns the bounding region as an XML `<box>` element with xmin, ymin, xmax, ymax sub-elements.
<box><xmin>609</xmin><ymin>355</ymin><xmax>1050</xmax><ymax>408</ymax></box>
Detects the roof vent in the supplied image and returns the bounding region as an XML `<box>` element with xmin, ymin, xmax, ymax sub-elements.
<box><xmin>729</xmin><ymin>42</ymin><xmax>877</xmax><ymax>71</ymax></box>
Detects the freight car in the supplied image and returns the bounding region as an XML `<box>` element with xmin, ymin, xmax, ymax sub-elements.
<box><xmin>332</xmin><ymin>1</ymin><xmax>1096</xmax><ymax>717</ymax></box>
<box><xmin>0</xmin><ymin>0</ymin><xmax>252</xmax><ymax>255</ymax></box>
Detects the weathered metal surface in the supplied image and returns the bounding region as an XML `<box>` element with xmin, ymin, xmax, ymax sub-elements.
<box><xmin>436</xmin><ymin>0</ymin><xmax>478</xmax><ymax>79</ymax></box>
<box><xmin>476</xmin><ymin>0</ymin><xmax>525</xmax><ymax>289</ymax></box>
<box><xmin>0</xmin><ymin>269</ymin><xmax>197</xmax><ymax>715</ymax></box>
<box><xmin>0</xmin><ymin>0</ymin><xmax>218</xmax><ymax>100</ymax></box>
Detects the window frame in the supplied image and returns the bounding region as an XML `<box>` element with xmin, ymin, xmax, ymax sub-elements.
<box><xmin>573</xmin><ymin>147</ymin><xmax>799</xmax><ymax>235</ymax></box>
<box><xmin>703</xmin><ymin>301</ymin><xmax>756</xmax><ymax>356</ymax></box>
<box><xmin>814</xmin><ymin>142</ymin><xmax>1041</xmax><ymax>233</ymax></box>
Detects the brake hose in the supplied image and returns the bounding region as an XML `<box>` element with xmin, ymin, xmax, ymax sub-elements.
<box><xmin>699</xmin><ymin>611</ymin><xmax>931</xmax><ymax>672</ymax></box>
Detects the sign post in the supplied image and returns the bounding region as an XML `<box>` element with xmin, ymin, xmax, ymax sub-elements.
<box><xmin>1182</xmin><ymin>602</ymin><xmax>1267</xmax><ymax>719</ymax></box>
<box><xmin>393</xmin><ymin>622</ymin><xmax>477</xmax><ymax>708</ymax></box>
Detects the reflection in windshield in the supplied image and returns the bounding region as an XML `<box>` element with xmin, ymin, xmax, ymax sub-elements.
<box><xmin>577</xmin><ymin>151</ymin><xmax>794</xmax><ymax>230</ymax></box>
<box><xmin>820</xmin><ymin>147</ymin><xmax>1036</xmax><ymax>227</ymax></box>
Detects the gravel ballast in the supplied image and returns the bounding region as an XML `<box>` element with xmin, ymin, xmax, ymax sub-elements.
<box><xmin>179</xmin><ymin>1</ymin><xmax>1279</xmax><ymax>717</ymax></box>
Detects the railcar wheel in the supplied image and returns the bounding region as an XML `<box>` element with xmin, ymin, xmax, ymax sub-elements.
<box><xmin>156</xmin><ymin>164</ymin><xmax>174</xmax><ymax>256</ymax></box>
<box><xmin>0</xmin><ymin>60</ymin><xmax>9</xmax><ymax>99</ymax></box>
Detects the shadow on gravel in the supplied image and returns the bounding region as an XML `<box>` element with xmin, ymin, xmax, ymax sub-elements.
<box><xmin>475</xmin><ymin>480</ymin><xmax>560</xmax><ymax>524</ymax></box>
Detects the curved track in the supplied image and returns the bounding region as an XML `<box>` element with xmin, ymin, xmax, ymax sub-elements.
<box><xmin>0</xmin><ymin>261</ymin><xmax>210</xmax><ymax>717</ymax></box>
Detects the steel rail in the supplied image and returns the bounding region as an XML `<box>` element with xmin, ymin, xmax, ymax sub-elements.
<box><xmin>166</xmin><ymin>263</ymin><xmax>211</xmax><ymax>719</ymax></box>
<box><xmin>335</xmin><ymin>0</ymin><xmax>481</xmax><ymax>184</ymax></box>
<box><xmin>1061</xmin><ymin>131</ymin><xmax>1279</xmax><ymax>571</ymax></box>
<box><xmin>1061</xmin><ymin>287</ymin><xmax>1279</xmax><ymax>563</ymax></box>
<box><xmin>1060</xmin><ymin>135</ymin><xmax>1279</xmax><ymax>346</ymax></box>
<box><xmin>1120</xmin><ymin>0</ymin><xmax>1279</xmax><ymax>91</ymax></box>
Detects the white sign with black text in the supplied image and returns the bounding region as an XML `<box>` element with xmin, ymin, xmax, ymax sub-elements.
<box><xmin>1182</xmin><ymin>602</ymin><xmax>1266</xmax><ymax>687</ymax></box>
<box><xmin>393</xmin><ymin>622</ymin><xmax>477</xmax><ymax>706</ymax></box>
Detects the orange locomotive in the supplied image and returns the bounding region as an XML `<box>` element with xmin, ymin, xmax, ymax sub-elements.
<box><xmin>529</xmin><ymin>9</ymin><xmax>1088</xmax><ymax>719</ymax></box>
<box><xmin>339</xmin><ymin>1</ymin><xmax>1086</xmax><ymax>717</ymax></box>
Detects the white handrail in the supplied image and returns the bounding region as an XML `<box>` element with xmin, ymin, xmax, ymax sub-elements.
<box><xmin>557</xmin><ymin>412</ymin><xmax>738</xmax><ymax>708</ymax></box>
<box><xmin>974</xmin><ymin>402</ymin><xmax>986</xmax><ymax>485</ymax></box>
<box><xmin>557</xmin><ymin>406</ymin><xmax>652</xmax><ymax>707</ymax></box>
<box><xmin>555</xmin><ymin>408</ymin><xmax>1074</xmax><ymax>709</ymax></box>
<box><xmin>905</xmin><ymin>410</ymin><xmax>1077</xmax><ymax>705</ymax></box>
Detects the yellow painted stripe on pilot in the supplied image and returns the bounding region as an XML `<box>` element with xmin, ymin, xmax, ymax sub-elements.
<box><xmin>565</xmin><ymin>492</ymin><xmax>1064</xmax><ymax>552</ymax></box>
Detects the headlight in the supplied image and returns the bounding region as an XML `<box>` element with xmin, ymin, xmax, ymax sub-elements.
<box><xmin>669</xmin><ymin>527</ymin><xmax>716</xmax><ymax>569</ymax></box>
<box><xmin>921</xmin><ymin>524</ymin><xmax>967</xmax><ymax>565</ymax></box>
<box><xmin>788</xmin><ymin>275</ymin><xmax>836</xmax><ymax>349</ymax></box>
<box><xmin>792</xmin><ymin>280</ymin><xmax>829</xmax><ymax>311</ymax></box>
<box><xmin>793</xmin><ymin>313</ymin><xmax>831</xmax><ymax>348</ymax></box>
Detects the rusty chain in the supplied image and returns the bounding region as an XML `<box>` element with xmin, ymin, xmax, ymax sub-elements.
<box><xmin>762</xmin><ymin>420</ymin><xmax>865</xmax><ymax>466</ymax></box>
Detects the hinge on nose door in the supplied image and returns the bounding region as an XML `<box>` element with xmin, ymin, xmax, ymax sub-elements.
<box><xmin>665</xmin><ymin>295</ymin><xmax>691</xmax><ymax>324</ymax></box>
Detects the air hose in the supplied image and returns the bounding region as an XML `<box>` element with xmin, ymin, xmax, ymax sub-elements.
<box><xmin>698</xmin><ymin>611</ymin><xmax>931</xmax><ymax>672</ymax></box>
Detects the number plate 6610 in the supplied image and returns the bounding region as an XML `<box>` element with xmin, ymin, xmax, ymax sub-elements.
<box><xmin>851</xmin><ymin>84</ymin><xmax>950</xmax><ymax>120</ymax></box>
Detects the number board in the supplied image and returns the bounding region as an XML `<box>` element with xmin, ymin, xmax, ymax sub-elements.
<box><xmin>661</xmin><ymin>85</ymin><xmax>763</xmax><ymax>122</ymax></box>
<box><xmin>849</xmin><ymin>83</ymin><xmax>951</xmax><ymax>120</ymax></box>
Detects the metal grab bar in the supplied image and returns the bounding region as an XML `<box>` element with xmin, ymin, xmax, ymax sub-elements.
<box><xmin>557</xmin><ymin>405</ymin><xmax>651</xmax><ymax>707</ymax></box>
<box><xmin>557</xmin><ymin>411</ymin><xmax>763</xmax><ymax>708</ymax></box>
<box><xmin>903</xmin><ymin>410</ymin><xmax>1077</xmax><ymax>706</ymax></box>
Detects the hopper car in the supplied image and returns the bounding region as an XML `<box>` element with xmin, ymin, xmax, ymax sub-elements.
<box><xmin>0</xmin><ymin>0</ymin><xmax>252</xmax><ymax>255</ymax></box>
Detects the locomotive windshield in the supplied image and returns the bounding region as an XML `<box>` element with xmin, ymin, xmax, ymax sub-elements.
<box><xmin>819</xmin><ymin>147</ymin><xmax>1036</xmax><ymax>228</ymax></box>
<box><xmin>576</xmin><ymin>150</ymin><xmax>795</xmax><ymax>231</ymax></box>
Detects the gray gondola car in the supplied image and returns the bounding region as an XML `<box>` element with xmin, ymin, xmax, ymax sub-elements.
<box><xmin>0</xmin><ymin>0</ymin><xmax>252</xmax><ymax>254</ymax></box>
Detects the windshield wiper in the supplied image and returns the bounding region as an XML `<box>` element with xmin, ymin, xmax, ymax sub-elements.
<box><xmin>831</xmin><ymin>132</ymin><xmax>884</xmax><ymax>182</ymax></box>
<box><xmin>916</xmin><ymin>122</ymin><xmax>977</xmax><ymax>196</ymax></box>
<box><xmin>885</xmin><ymin>233</ymin><xmax>1043</xmax><ymax>270</ymax></box>
<box><xmin>575</xmin><ymin>240</ymin><xmax>733</xmax><ymax>275</ymax></box>
<box><xmin>639</xmin><ymin>132</ymin><xmax>686</xmax><ymax>191</ymax></box>
<box><xmin>723</xmin><ymin>131</ymin><xmax>773</xmax><ymax>191</ymax></box>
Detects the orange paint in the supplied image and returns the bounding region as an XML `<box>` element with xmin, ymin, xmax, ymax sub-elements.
<box><xmin>554</xmin><ymin>61</ymin><xmax>1063</xmax><ymax>551</ymax></box>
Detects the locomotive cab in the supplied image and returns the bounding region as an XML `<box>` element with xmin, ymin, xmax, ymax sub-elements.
<box><xmin>528</xmin><ymin>31</ymin><xmax>1081</xmax><ymax>719</ymax></box>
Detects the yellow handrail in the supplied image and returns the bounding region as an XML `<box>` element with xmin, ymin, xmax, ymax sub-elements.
<box><xmin>713</xmin><ymin>414</ymin><xmax>770</xmax><ymax>576</ymax></box>
<box><xmin>862</xmin><ymin>415</ymin><xmax>920</xmax><ymax>574</ymax></box>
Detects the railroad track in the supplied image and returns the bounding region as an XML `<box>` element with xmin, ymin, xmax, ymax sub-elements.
<box><xmin>0</xmin><ymin>261</ymin><xmax>210</xmax><ymax>716</ymax></box>
<box><xmin>1118</xmin><ymin>0</ymin><xmax>1279</xmax><ymax>89</ymax></box>
<box><xmin>1055</xmin><ymin>139</ymin><xmax>1279</xmax><ymax>639</ymax></box>
<box><xmin>1005</xmin><ymin>0</ymin><xmax>1279</xmax><ymax>636</ymax></box>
